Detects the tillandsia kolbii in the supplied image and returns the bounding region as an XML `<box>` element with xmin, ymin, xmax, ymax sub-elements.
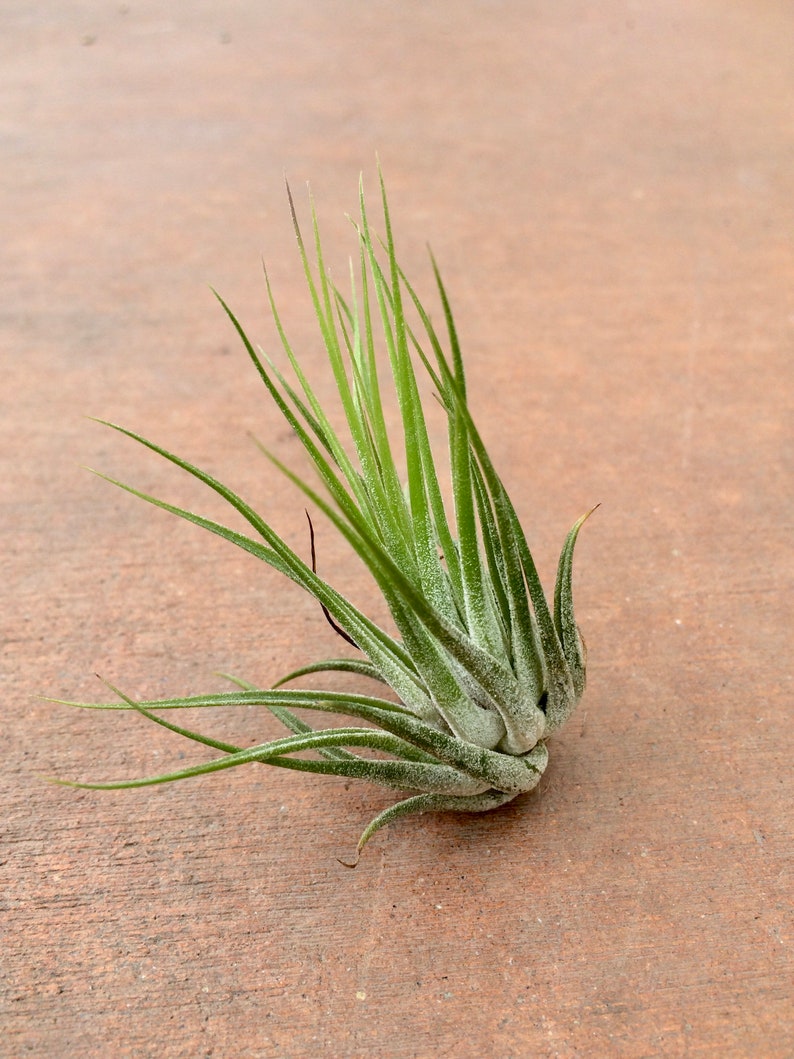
<box><xmin>53</xmin><ymin>171</ymin><xmax>596</xmax><ymax>862</ymax></box>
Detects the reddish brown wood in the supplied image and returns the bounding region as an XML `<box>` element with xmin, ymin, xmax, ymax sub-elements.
<box><xmin>3</xmin><ymin>2</ymin><xmax>791</xmax><ymax>1055</ymax></box>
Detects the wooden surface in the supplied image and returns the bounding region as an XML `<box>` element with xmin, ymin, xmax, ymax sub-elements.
<box><xmin>3</xmin><ymin>2</ymin><xmax>792</xmax><ymax>1056</ymax></box>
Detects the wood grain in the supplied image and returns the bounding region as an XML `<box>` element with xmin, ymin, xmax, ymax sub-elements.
<box><xmin>3</xmin><ymin>2</ymin><xmax>791</xmax><ymax>1055</ymax></box>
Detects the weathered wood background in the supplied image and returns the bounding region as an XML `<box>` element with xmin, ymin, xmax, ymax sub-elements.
<box><xmin>3</xmin><ymin>2</ymin><xmax>791</xmax><ymax>1055</ymax></box>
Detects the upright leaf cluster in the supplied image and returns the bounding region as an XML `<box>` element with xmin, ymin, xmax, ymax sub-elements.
<box><xmin>55</xmin><ymin>173</ymin><xmax>594</xmax><ymax>856</ymax></box>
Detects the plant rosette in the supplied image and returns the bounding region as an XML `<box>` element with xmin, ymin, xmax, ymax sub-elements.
<box><xmin>52</xmin><ymin>171</ymin><xmax>595</xmax><ymax>863</ymax></box>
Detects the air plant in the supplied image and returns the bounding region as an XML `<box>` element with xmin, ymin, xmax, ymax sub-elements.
<box><xmin>54</xmin><ymin>172</ymin><xmax>595</xmax><ymax>862</ymax></box>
